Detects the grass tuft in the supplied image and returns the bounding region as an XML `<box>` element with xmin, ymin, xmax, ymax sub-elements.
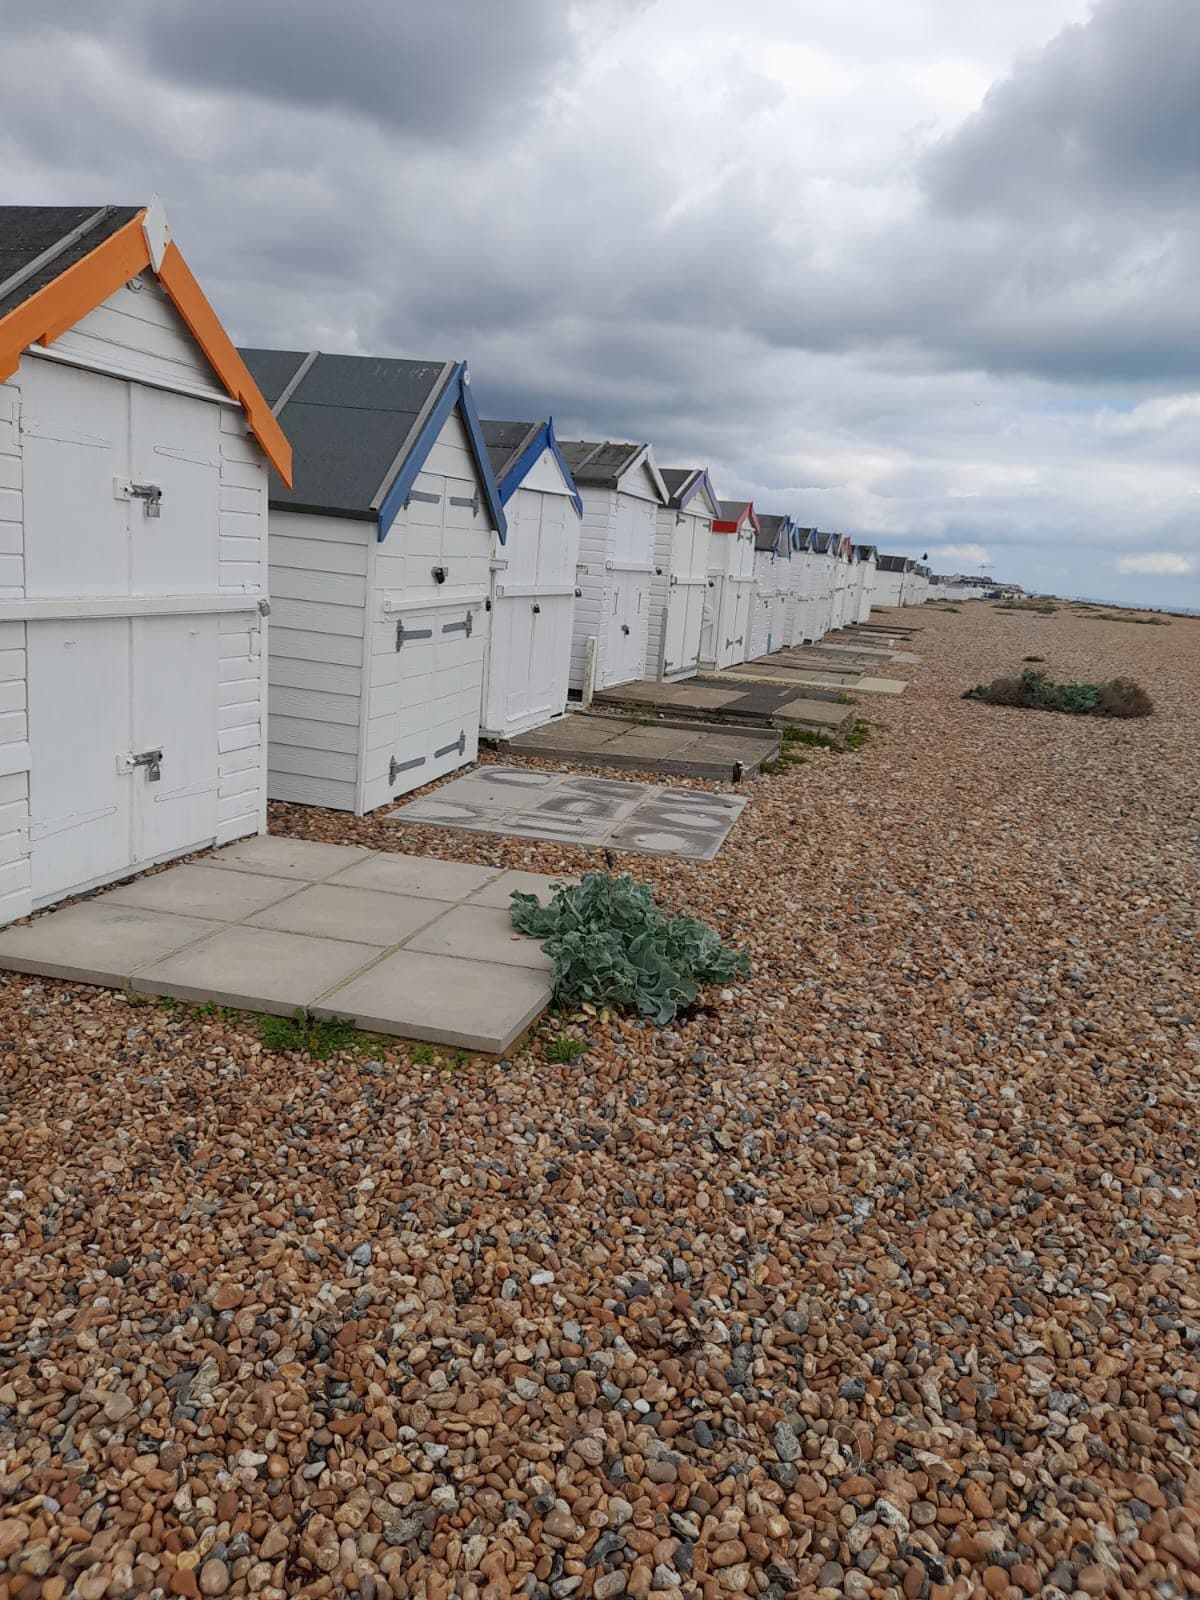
<box><xmin>256</xmin><ymin>1009</ymin><xmax>367</xmax><ymax>1060</ymax></box>
<box><xmin>546</xmin><ymin>1034</ymin><xmax>588</xmax><ymax>1064</ymax></box>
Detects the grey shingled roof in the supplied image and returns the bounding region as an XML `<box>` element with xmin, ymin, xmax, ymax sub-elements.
<box><xmin>558</xmin><ymin>439</ymin><xmax>645</xmax><ymax>488</ymax></box>
<box><xmin>755</xmin><ymin>513</ymin><xmax>786</xmax><ymax>553</ymax></box>
<box><xmin>0</xmin><ymin>205</ymin><xmax>141</xmax><ymax>321</ymax></box>
<box><xmin>876</xmin><ymin>554</ymin><xmax>911</xmax><ymax>571</ymax></box>
<box><xmin>718</xmin><ymin>499</ymin><xmax>752</xmax><ymax>523</ymax></box>
<box><xmin>239</xmin><ymin>348</ymin><xmax>454</xmax><ymax>517</ymax></box>
<box><xmin>480</xmin><ymin>419</ymin><xmax>540</xmax><ymax>484</ymax></box>
<box><xmin>659</xmin><ymin>467</ymin><xmax>696</xmax><ymax>506</ymax></box>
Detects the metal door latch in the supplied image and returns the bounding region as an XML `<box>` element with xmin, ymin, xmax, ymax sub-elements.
<box><xmin>121</xmin><ymin>748</ymin><xmax>163</xmax><ymax>782</ymax></box>
<box><xmin>389</xmin><ymin>754</ymin><xmax>425</xmax><ymax>785</ymax></box>
<box><xmin>396</xmin><ymin>619</ymin><xmax>433</xmax><ymax>650</ymax></box>
<box><xmin>114</xmin><ymin>478</ymin><xmax>162</xmax><ymax>517</ymax></box>
<box><xmin>621</xmin><ymin>623</ymin><xmax>631</xmax><ymax>635</ymax></box>
<box><xmin>531</xmin><ymin>602</ymin><xmax>541</xmax><ymax>614</ymax></box>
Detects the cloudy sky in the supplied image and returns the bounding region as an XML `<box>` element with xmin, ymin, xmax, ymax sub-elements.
<box><xmin>7</xmin><ymin>0</ymin><xmax>1199</xmax><ymax>605</ymax></box>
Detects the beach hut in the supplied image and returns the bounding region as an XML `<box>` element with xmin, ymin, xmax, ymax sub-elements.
<box><xmin>239</xmin><ymin>347</ymin><xmax>506</xmax><ymax>814</ymax></box>
<box><xmin>478</xmin><ymin>418</ymin><xmax>582</xmax><ymax>739</ymax></box>
<box><xmin>0</xmin><ymin>201</ymin><xmax>291</xmax><ymax>927</ymax></box>
<box><xmin>833</xmin><ymin>535</ymin><xmax>858</xmax><ymax>630</ymax></box>
<box><xmin>872</xmin><ymin>554</ymin><xmax>911</xmax><ymax>608</ymax></box>
<box><xmin>700</xmin><ymin>500</ymin><xmax>758</xmax><ymax>670</ymax></box>
<box><xmin>650</xmin><ymin>467</ymin><xmax>720</xmax><ymax>681</ymax></box>
<box><xmin>852</xmin><ymin>545</ymin><xmax>878</xmax><ymax>623</ymax></box>
<box><xmin>748</xmin><ymin>513</ymin><xmax>792</xmax><ymax>659</ymax></box>
<box><xmin>557</xmin><ymin>440</ymin><xmax>668</xmax><ymax>695</ymax></box>
<box><xmin>787</xmin><ymin>528</ymin><xmax>817</xmax><ymax>644</ymax></box>
<box><xmin>809</xmin><ymin>532</ymin><xmax>840</xmax><ymax>639</ymax></box>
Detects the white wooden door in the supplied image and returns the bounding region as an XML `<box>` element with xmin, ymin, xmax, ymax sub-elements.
<box><xmin>662</xmin><ymin>580</ymin><xmax>689</xmax><ymax>676</ymax></box>
<box><xmin>21</xmin><ymin>362</ymin><xmax>226</xmax><ymax>900</ymax></box>
<box><xmin>602</xmin><ymin>570</ymin><xmax>643</xmax><ymax>687</ymax></box>
<box><xmin>132</xmin><ymin>615</ymin><xmax>220</xmax><ymax>862</ymax></box>
<box><xmin>27</xmin><ymin>620</ymin><xmax>132</xmax><ymax>903</ymax></box>
<box><xmin>378</xmin><ymin>472</ymin><xmax>488</xmax><ymax>800</ymax></box>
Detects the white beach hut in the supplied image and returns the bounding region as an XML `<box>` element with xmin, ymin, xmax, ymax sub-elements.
<box><xmin>558</xmin><ymin>440</ymin><xmax>668</xmax><ymax>695</ymax></box>
<box><xmin>872</xmin><ymin>554</ymin><xmax>911</xmax><ymax>608</ymax></box>
<box><xmin>748</xmin><ymin>514</ymin><xmax>792</xmax><ymax>659</ymax></box>
<box><xmin>699</xmin><ymin>500</ymin><xmax>759</xmax><ymax>670</ymax></box>
<box><xmin>478</xmin><ymin>418</ymin><xmax>582</xmax><ymax>739</ymax></box>
<box><xmin>0</xmin><ymin>201</ymin><xmax>291</xmax><ymax>927</ymax></box>
<box><xmin>853</xmin><ymin>544</ymin><xmax>878</xmax><ymax>623</ymax></box>
<box><xmin>787</xmin><ymin>528</ymin><xmax>817</xmax><ymax>644</ymax></box>
<box><xmin>651</xmin><ymin>467</ymin><xmax>720</xmax><ymax>680</ymax></box>
<box><xmin>239</xmin><ymin>348</ymin><xmax>506</xmax><ymax>814</ymax></box>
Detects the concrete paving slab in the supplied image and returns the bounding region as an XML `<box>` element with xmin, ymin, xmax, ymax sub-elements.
<box><xmin>0</xmin><ymin>901</ymin><xmax>224</xmax><ymax>984</ymax></box>
<box><xmin>595</xmin><ymin>680</ymin><xmax>742</xmax><ymax>712</ymax></box>
<box><xmin>855</xmin><ymin>676</ymin><xmax>908</xmax><ymax>695</ymax></box>
<box><xmin>205</xmin><ymin>836</ymin><xmax>373</xmax><ymax>881</ymax></box>
<box><xmin>132</xmin><ymin>925</ymin><xmax>384</xmax><ymax>1015</ymax></box>
<box><xmin>246</xmin><ymin>885</ymin><xmax>448</xmax><ymax>945</ymax></box>
<box><xmin>391</xmin><ymin>769</ymin><xmax>747</xmax><ymax>859</ymax></box>
<box><xmin>467</xmin><ymin>869</ymin><xmax>578</xmax><ymax>909</ymax></box>
<box><xmin>777</xmin><ymin>696</ymin><xmax>858</xmax><ymax>729</ymax></box>
<box><xmin>314</xmin><ymin>948</ymin><xmax>550</xmax><ymax>1053</ymax></box>
<box><xmin>503</xmin><ymin>715</ymin><xmax>778</xmax><ymax>780</ymax></box>
<box><xmin>607</xmin><ymin>789</ymin><xmax>748</xmax><ymax>861</ymax></box>
<box><xmin>103</xmin><ymin>864</ymin><xmax>300</xmax><ymax>921</ymax></box>
<box><xmin>406</xmin><ymin>904</ymin><xmax>553</xmax><ymax>970</ymax></box>
<box><xmin>594</xmin><ymin>675</ymin><xmax>850</xmax><ymax>731</ymax></box>
<box><xmin>325</xmin><ymin>854</ymin><xmax>500</xmax><ymax>901</ymax></box>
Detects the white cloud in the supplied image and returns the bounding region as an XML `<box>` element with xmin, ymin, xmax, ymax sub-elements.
<box><xmin>1112</xmin><ymin>551</ymin><xmax>1196</xmax><ymax>575</ymax></box>
<box><xmin>926</xmin><ymin>542</ymin><xmax>994</xmax><ymax>567</ymax></box>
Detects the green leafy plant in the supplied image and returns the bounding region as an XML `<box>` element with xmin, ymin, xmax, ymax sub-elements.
<box><xmin>1022</xmin><ymin>655</ymin><xmax>1045</xmax><ymax>663</ymax></box>
<box><xmin>256</xmin><ymin>1009</ymin><xmax>366</xmax><ymax>1060</ymax></box>
<box><xmin>409</xmin><ymin>1043</ymin><xmax>435</xmax><ymax>1065</ymax></box>
<box><xmin>964</xmin><ymin>666</ymin><xmax>1152</xmax><ymax>718</ymax></box>
<box><xmin>510</xmin><ymin>873</ymin><xmax>748</xmax><ymax>1024</ymax></box>
<box><xmin>546</xmin><ymin>1034</ymin><xmax>588</xmax><ymax>1063</ymax></box>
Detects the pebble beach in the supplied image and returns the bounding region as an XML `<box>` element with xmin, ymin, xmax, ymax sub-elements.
<box><xmin>1</xmin><ymin>602</ymin><xmax>1197</xmax><ymax>1600</ymax></box>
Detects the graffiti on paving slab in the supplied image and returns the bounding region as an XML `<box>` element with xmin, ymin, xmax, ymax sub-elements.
<box><xmin>390</xmin><ymin>768</ymin><xmax>747</xmax><ymax>860</ymax></box>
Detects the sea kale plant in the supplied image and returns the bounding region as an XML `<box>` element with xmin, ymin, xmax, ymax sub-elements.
<box><xmin>964</xmin><ymin>666</ymin><xmax>1152</xmax><ymax>718</ymax></box>
<box><xmin>510</xmin><ymin>872</ymin><xmax>748</xmax><ymax>1024</ymax></box>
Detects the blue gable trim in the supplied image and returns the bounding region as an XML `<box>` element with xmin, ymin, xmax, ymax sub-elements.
<box><xmin>376</xmin><ymin>360</ymin><xmax>509</xmax><ymax>544</ymax></box>
<box><xmin>674</xmin><ymin>467</ymin><xmax>721</xmax><ymax>520</ymax></box>
<box><xmin>496</xmin><ymin>418</ymin><xmax>583</xmax><ymax>517</ymax></box>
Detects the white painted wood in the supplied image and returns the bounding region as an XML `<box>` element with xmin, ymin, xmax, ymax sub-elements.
<box><xmin>47</xmin><ymin>273</ymin><xmax>224</xmax><ymax>399</ymax></box>
<box><xmin>481</xmin><ymin>459</ymin><xmax>580</xmax><ymax>739</ymax></box>
<box><xmin>267</xmin><ymin>408</ymin><xmax>496</xmax><ymax>813</ymax></box>
<box><xmin>0</xmin><ymin>311</ymin><xmax>268</xmax><ymax>927</ymax></box>
<box><xmin>650</xmin><ymin>498</ymin><xmax>711</xmax><ymax>682</ymax></box>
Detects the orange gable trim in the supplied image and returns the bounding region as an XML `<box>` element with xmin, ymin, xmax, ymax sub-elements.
<box><xmin>0</xmin><ymin>209</ymin><xmax>293</xmax><ymax>488</ymax></box>
<box><xmin>156</xmin><ymin>241</ymin><xmax>292</xmax><ymax>487</ymax></box>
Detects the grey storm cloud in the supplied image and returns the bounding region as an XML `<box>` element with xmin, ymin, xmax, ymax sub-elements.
<box><xmin>2</xmin><ymin>0</ymin><xmax>1197</xmax><ymax>602</ymax></box>
<box><xmin>926</xmin><ymin>0</ymin><xmax>1200</xmax><ymax>212</ymax></box>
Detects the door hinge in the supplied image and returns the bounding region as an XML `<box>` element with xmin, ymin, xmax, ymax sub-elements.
<box><xmin>389</xmin><ymin>754</ymin><xmax>426</xmax><ymax>785</ymax></box>
<box><xmin>449</xmin><ymin>493</ymin><xmax>480</xmax><ymax>514</ymax></box>
<box><xmin>441</xmin><ymin>610</ymin><xmax>474</xmax><ymax>637</ymax></box>
<box><xmin>396</xmin><ymin>618</ymin><xmax>433</xmax><ymax>650</ymax></box>
<box><xmin>119</xmin><ymin>747</ymin><xmax>163</xmax><ymax>782</ymax></box>
<box><xmin>114</xmin><ymin>478</ymin><xmax>162</xmax><ymax>517</ymax></box>
<box><xmin>435</xmin><ymin>729</ymin><xmax>467</xmax><ymax>760</ymax></box>
<box><xmin>404</xmin><ymin>489</ymin><xmax>441</xmax><ymax>509</ymax></box>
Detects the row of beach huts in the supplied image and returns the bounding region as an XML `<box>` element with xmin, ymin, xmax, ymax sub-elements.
<box><xmin>0</xmin><ymin>201</ymin><xmax>937</xmax><ymax>927</ymax></box>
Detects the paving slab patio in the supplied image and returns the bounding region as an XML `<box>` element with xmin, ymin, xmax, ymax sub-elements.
<box><xmin>390</xmin><ymin>767</ymin><xmax>748</xmax><ymax>861</ymax></box>
<box><xmin>592</xmin><ymin>677</ymin><xmax>854</xmax><ymax>733</ymax></box>
<box><xmin>499</xmin><ymin>710</ymin><xmax>780</xmax><ymax>780</ymax></box>
<box><xmin>0</xmin><ymin>841</ymin><xmax>563</xmax><ymax>1053</ymax></box>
